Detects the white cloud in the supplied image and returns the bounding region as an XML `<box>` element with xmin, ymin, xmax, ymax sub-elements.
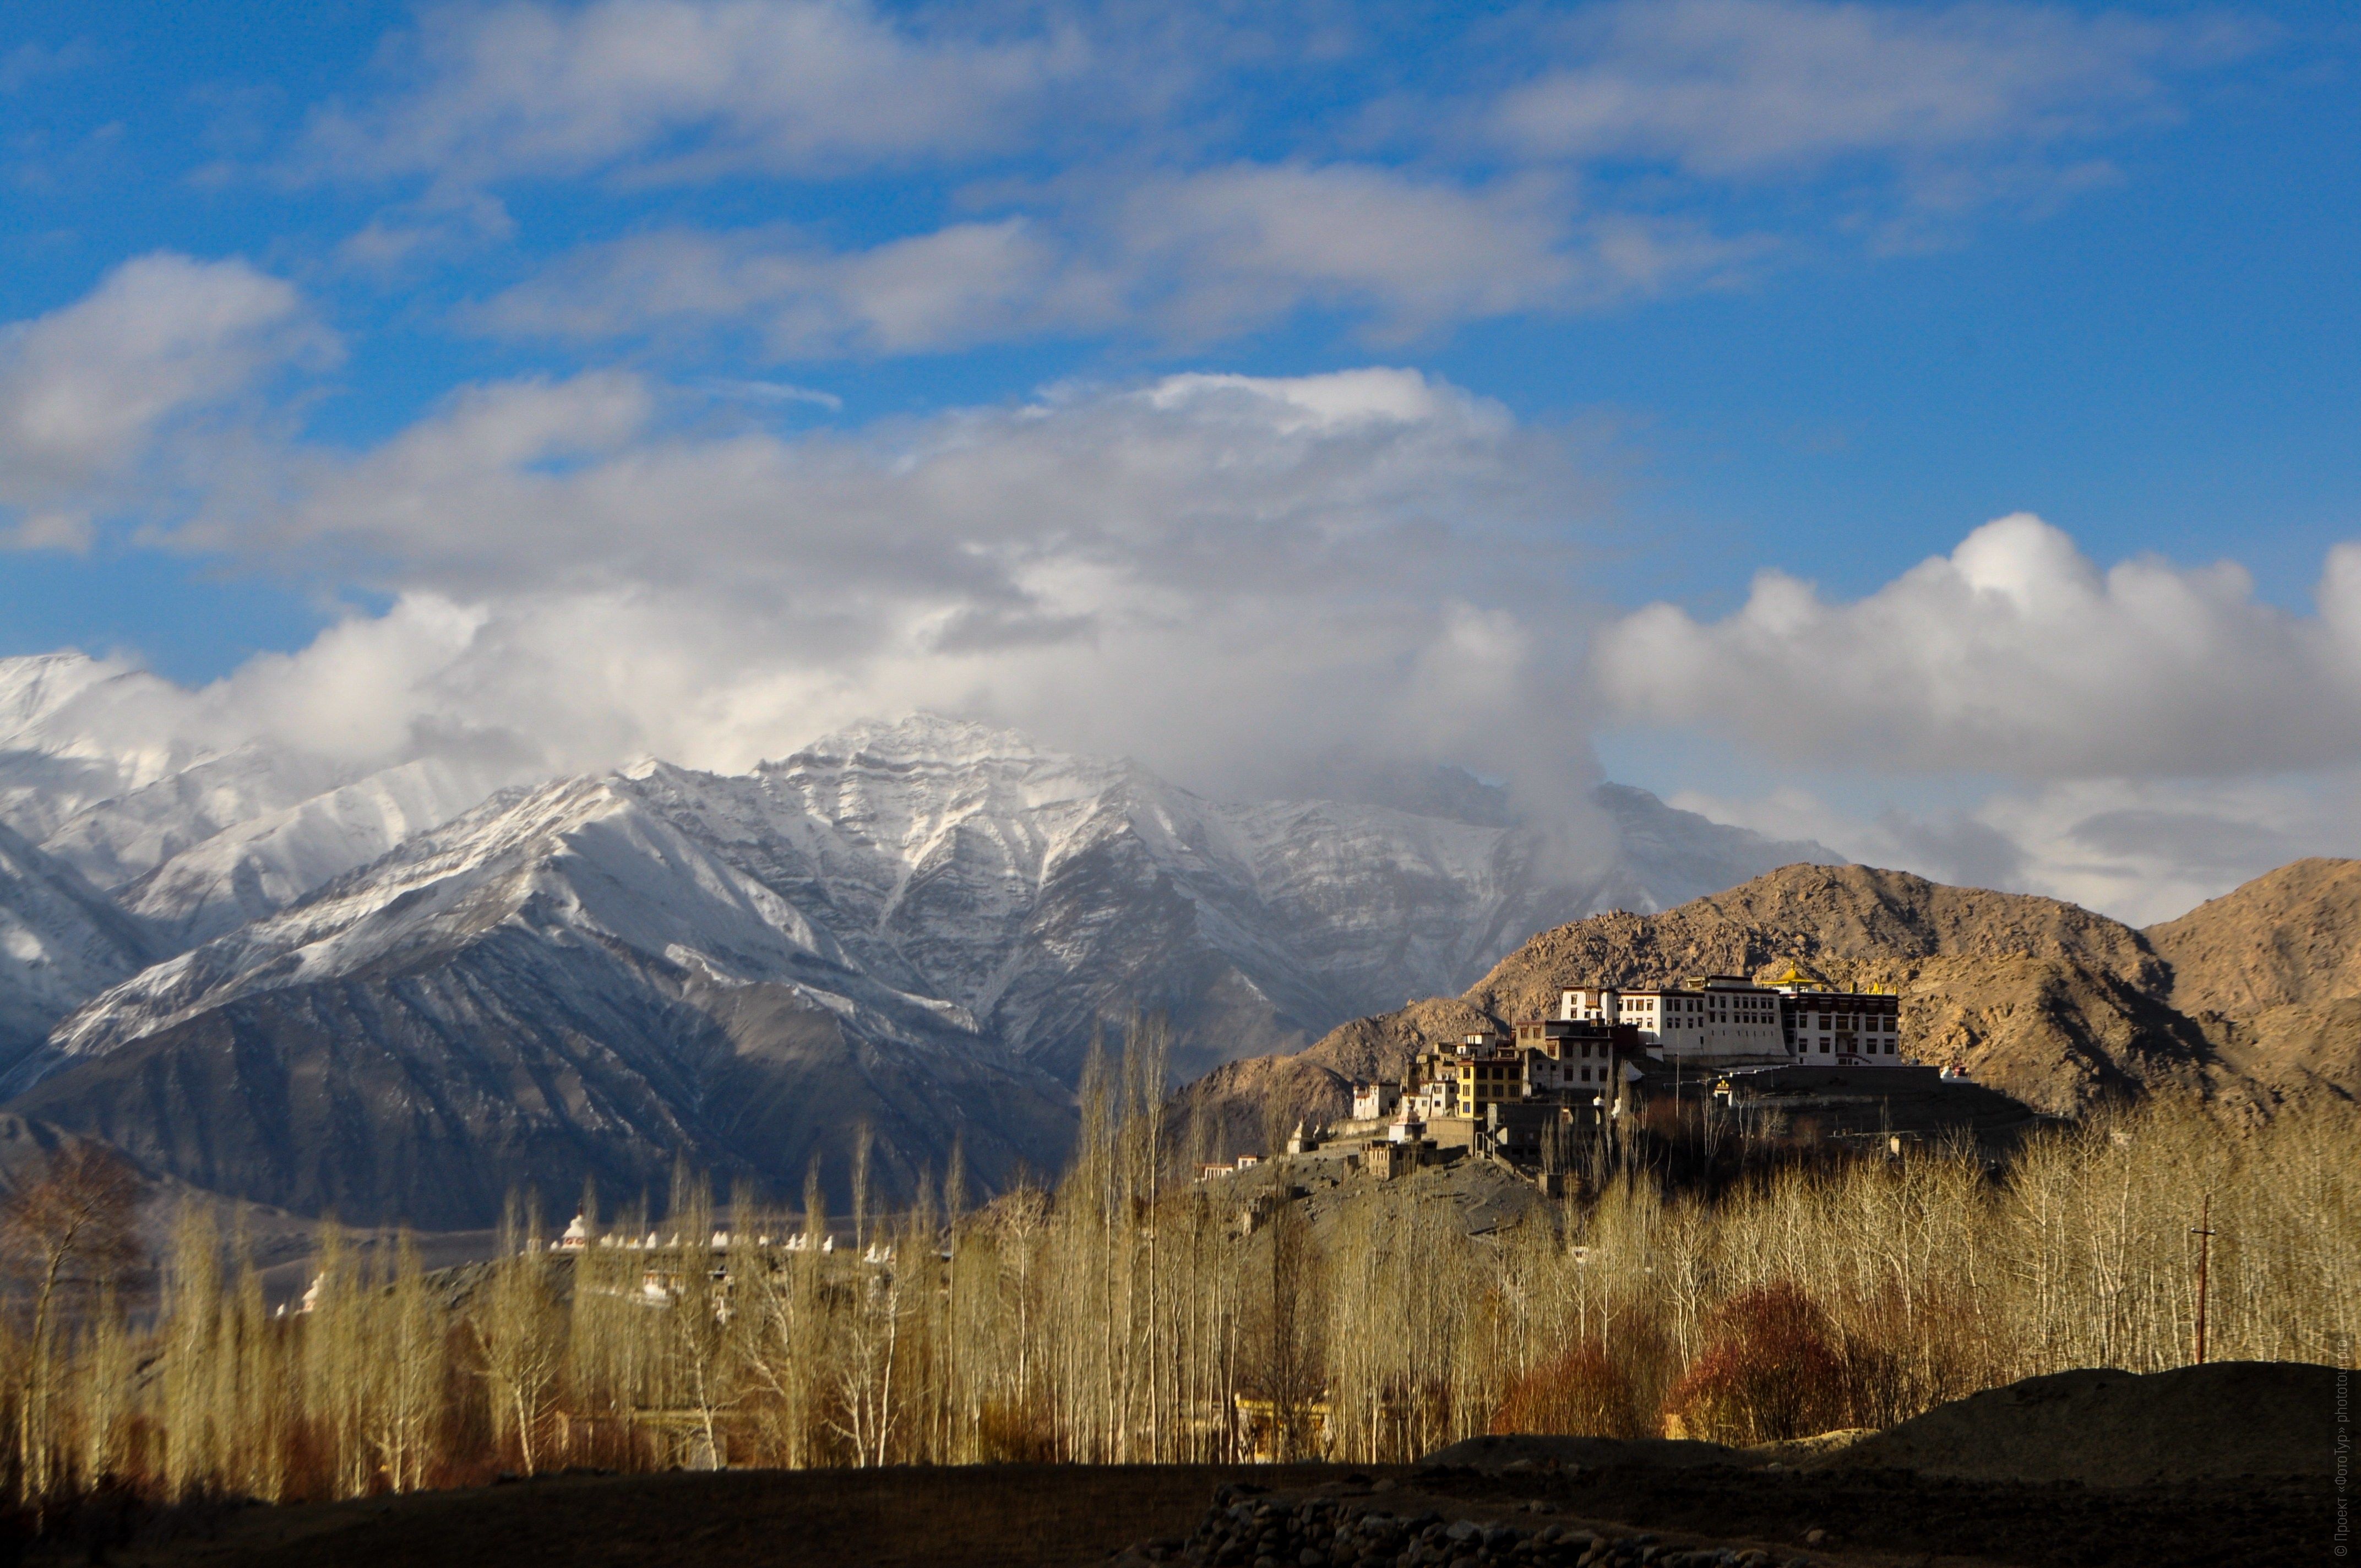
<box><xmin>1100</xmin><ymin>164</ymin><xmax>1718</xmax><ymax>341</ymax></box>
<box><xmin>0</xmin><ymin>254</ymin><xmax>329</xmax><ymax>538</ymax></box>
<box><xmin>469</xmin><ymin>218</ymin><xmax>1096</xmax><ymax>355</ymax></box>
<box><xmin>1671</xmin><ymin>771</ymin><xmax>2361</xmax><ymax>927</ymax></box>
<box><xmin>1598</xmin><ymin>514</ymin><xmax>2361</xmax><ymax>780</ymax></box>
<box><xmin>291</xmin><ymin>0</ymin><xmax>2257</xmax><ymax>345</ymax></box>
<box><xmin>1492</xmin><ymin>0</ymin><xmax>2240</xmax><ymax>179</ymax></box>
<box><xmin>306</xmin><ymin>0</ymin><xmax>1087</xmax><ymax>187</ymax></box>
<box><xmin>144</xmin><ymin>365</ymin><xmax>1602</xmax><ymax>803</ymax></box>
<box><xmin>1977</xmin><ymin>776</ymin><xmax>2351</xmax><ymax>925</ymax></box>
<box><xmin>470</xmin><ymin>162</ymin><xmax>1759</xmax><ymax>355</ymax></box>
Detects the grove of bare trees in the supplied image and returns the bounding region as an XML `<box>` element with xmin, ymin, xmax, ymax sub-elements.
<box><xmin>1</xmin><ymin>1029</ymin><xmax>2353</xmax><ymax>1512</ymax></box>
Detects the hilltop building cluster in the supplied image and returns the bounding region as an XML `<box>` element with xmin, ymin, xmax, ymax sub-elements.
<box><xmin>1228</xmin><ymin>962</ymin><xmax>1938</xmax><ymax>1189</ymax></box>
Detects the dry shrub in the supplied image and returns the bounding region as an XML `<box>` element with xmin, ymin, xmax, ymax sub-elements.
<box><xmin>1489</xmin><ymin>1341</ymin><xmax>1643</xmax><ymax>1438</ymax></box>
<box><xmin>1824</xmin><ymin>1282</ymin><xmax>2000</xmax><ymax>1431</ymax></box>
<box><xmin>1603</xmin><ymin>1304</ymin><xmax>1681</xmax><ymax>1427</ymax></box>
<box><xmin>1660</xmin><ymin>1281</ymin><xmax>1848</xmax><ymax>1444</ymax></box>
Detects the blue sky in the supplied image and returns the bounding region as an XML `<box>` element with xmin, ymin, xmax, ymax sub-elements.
<box><xmin>3</xmin><ymin>0</ymin><xmax>2360</xmax><ymax>919</ymax></box>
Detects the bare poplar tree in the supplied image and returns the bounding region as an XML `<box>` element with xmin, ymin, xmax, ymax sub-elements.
<box><xmin>1</xmin><ymin>1142</ymin><xmax>140</xmax><ymax>1506</ymax></box>
<box><xmin>474</xmin><ymin>1196</ymin><xmax>566</xmax><ymax>1473</ymax></box>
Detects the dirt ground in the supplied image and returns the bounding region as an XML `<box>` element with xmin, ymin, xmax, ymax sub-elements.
<box><xmin>16</xmin><ymin>1466</ymin><xmax>1337</xmax><ymax>1568</ymax></box>
<box><xmin>1396</xmin><ymin>1456</ymin><xmax>2324</xmax><ymax>1567</ymax></box>
<box><xmin>13</xmin><ymin>1457</ymin><xmax>2327</xmax><ymax>1568</ymax></box>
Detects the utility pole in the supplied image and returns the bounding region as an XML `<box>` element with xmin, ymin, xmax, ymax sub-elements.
<box><xmin>2191</xmin><ymin>1193</ymin><xmax>2216</xmax><ymax>1365</ymax></box>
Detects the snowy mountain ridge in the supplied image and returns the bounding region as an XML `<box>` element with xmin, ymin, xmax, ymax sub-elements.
<box><xmin>0</xmin><ymin>652</ymin><xmax>1838</xmax><ymax>1222</ymax></box>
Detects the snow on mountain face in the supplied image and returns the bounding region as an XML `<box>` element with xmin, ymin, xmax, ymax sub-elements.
<box><xmin>38</xmin><ymin>745</ymin><xmax>356</xmax><ymax>891</ymax></box>
<box><xmin>0</xmin><ymin>651</ymin><xmax>523</xmax><ymax>971</ymax></box>
<box><xmin>118</xmin><ymin>755</ymin><xmax>513</xmax><ymax>948</ymax></box>
<box><xmin>618</xmin><ymin>716</ymin><xmax>1831</xmax><ymax>1081</ymax></box>
<box><xmin>0</xmin><ymin>654</ymin><xmax>212</xmax><ymax>843</ymax></box>
<box><xmin>27</xmin><ymin>713</ymin><xmax>1832</xmax><ymax>1088</ymax></box>
<box><xmin>0</xmin><ymin>704</ymin><xmax>1831</xmax><ymax>1224</ymax></box>
<box><xmin>10</xmin><ymin>773</ymin><xmax>1073</xmax><ymax>1224</ymax></box>
<box><xmin>0</xmin><ymin>821</ymin><xmax>156</xmax><ymax>1074</ymax></box>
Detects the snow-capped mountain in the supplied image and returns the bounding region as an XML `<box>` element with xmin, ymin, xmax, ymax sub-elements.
<box><xmin>9</xmin><ymin>772</ymin><xmax>1073</xmax><ymax>1226</ymax></box>
<box><xmin>0</xmin><ymin>653</ymin><xmax>1836</xmax><ymax>1224</ymax></box>
<box><xmin>0</xmin><ymin>821</ymin><xmax>159</xmax><ymax>1068</ymax></box>
<box><xmin>0</xmin><ymin>653</ymin><xmax>216</xmax><ymax>845</ymax></box>
<box><xmin>2</xmin><ymin>652</ymin><xmax>527</xmax><ymax>966</ymax></box>
<box><xmin>115</xmin><ymin>756</ymin><xmax>511</xmax><ymax>948</ymax></box>
<box><xmin>628</xmin><ymin>716</ymin><xmax>1828</xmax><ymax>1084</ymax></box>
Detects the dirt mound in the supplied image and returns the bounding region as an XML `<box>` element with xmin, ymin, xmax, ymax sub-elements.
<box><xmin>1819</xmin><ymin>1362</ymin><xmax>2340</xmax><ymax>1486</ymax></box>
<box><xmin>1419</xmin><ymin>1433</ymin><xmax>1763</xmax><ymax>1472</ymax></box>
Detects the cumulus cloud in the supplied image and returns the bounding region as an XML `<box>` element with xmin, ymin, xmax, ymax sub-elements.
<box><xmin>305</xmin><ymin>0</ymin><xmax>1087</xmax><ymax>187</ymax></box>
<box><xmin>1597</xmin><ymin>515</ymin><xmax>2361</xmax><ymax>780</ymax></box>
<box><xmin>1617</xmin><ymin>517</ymin><xmax>2361</xmax><ymax>921</ymax></box>
<box><xmin>136</xmin><ymin>364</ymin><xmax>1607</xmax><ymax>808</ymax></box>
<box><xmin>1679</xmin><ymin>771</ymin><xmax>2361</xmax><ymax>927</ymax></box>
<box><xmin>0</xmin><ymin>254</ymin><xmax>329</xmax><ymax>545</ymax></box>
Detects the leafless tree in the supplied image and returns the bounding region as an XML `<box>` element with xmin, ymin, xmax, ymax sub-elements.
<box><xmin>2</xmin><ymin>1141</ymin><xmax>140</xmax><ymax>1505</ymax></box>
<box><xmin>473</xmin><ymin>1196</ymin><xmax>567</xmax><ymax>1474</ymax></box>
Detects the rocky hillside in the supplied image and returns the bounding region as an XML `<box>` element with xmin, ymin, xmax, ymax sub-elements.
<box><xmin>1175</xmin><ymin>861</ymin><xmax>2361</xmax><ymax>1154</ymax></box>
<box><xmin>2147</xmin><ymin>857</ymin><xmax>2361</xmax><ymax>1013</ymax></box>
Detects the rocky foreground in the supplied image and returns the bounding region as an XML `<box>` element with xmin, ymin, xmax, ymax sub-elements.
<box><xmin>1114</xmin><ymin>1363</ymin><xmax>2338</xmax><ymax>1568</ymax></box>
<box><xmin>1129</xmin><ymin>1487</ymin><xmax>1800</xmax><ymax>1568</ymax></box>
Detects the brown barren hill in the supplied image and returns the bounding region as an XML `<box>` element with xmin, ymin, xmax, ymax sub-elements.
<box><xmin>1173</xmin><ymin>861</ymin><xmax>2361</xmax><ymax>1148</ymax></box>
<box><xmin>1167</xmin><ymin>998</ymin><xmax>1495</xmax><ymax>1162</ymax></box>
<box><xmin>2146</xmin><ymin>857</ymin><xmax>2361</xmax><ymax>1013</ymax></box>
<box><xmin>2146</xmin><ymin>858</ymin><xmax>2361</xmax><ymax>1111</ymax></box>
<box><xmin>1456</xmin><ymin>864</ymin><xmax>2206</xmax><ymax>1115</ymax></box>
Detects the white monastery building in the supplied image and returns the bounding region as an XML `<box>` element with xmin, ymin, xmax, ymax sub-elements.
<box><xmin>1337</xmin><ymin>960</ymin><xmax>1918</xmax><ymax>1164</ymax></box>
<box><xmin>1560</xmin><ymin>961</ymin><xmax>1906</xmax><ymax>1066</ymax></box>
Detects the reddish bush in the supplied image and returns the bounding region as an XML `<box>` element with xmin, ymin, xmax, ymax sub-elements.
<box><xmin>1659</xmin><ymin>1281</ymin><xmax>1848</xmax><ymax>1445</ymax></box>
<box><xmin>1489</xmin><ymin>1341</ymin><xmax>1644</xmax><ymax>1438</ymax></box>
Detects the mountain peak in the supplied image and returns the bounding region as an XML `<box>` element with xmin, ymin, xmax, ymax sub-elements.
<box><xmin>778</xmin><ymin>712</ymin><xmax>1067</xmax><ymax>772</ymax></box>
<box><xmin>0</xmin><ymin>651</ymin><xmax>139</xmax><ymax>741</ymax></box>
